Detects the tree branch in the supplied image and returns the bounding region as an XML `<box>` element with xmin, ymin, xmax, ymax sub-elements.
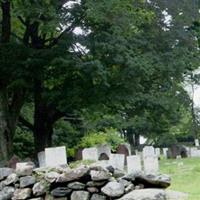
<box><xmin>18</xmin><ymin>116</ymin><xmax>34</xmax><ymax>132</ymax></box>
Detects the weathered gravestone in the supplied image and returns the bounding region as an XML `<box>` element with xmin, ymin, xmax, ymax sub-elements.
<box><xmin>143</xmin><ymin>155</ymin><xmax>159</xmax><ymax>175</ymax></box>
<box><xmin>109</xmin><ymin>154</ymin><xmax>125</xmax><ymax>171</ymax></box>
<box><xmin>195</xmin><ymin>139</ymin><xmax>200</xmax><ymax>147</ymax></box>
<box><xmin>97</xmin><ymin>145</ymin><xmax>111</xmax><ymax>160</ymax></box>
<box><xmin>38</xmin><ymin>151</ymin><xmax>46</xmax><ymax>167</ymax></box>
<box><xmin>75</xmin><ymin>148</ymin><xmax>83</xmax><ymax>161</ymax></box>
<box><xmin>167</xmin><ymin>145</ymin><xmax>188</xmax><ymax>159</ymax></box>
<box><xmin>190</xmin><ymin>147</ymin><xmax>200</xmax><ymax>157</ymax></box>
<box><xmin>163</xmin><ymin>148</ymin><xmax>168</xmax><ymax>158</ymax></box>
<box><xmin>82</xmin><ymin>147</ymin><xmax>98</xmax><ymax>161</ymax></box>
<box><xmin>8</xmin><ymin>155</ymin><xmax>20</xmax><ymax>169</ymax></box>
<box><xmin>127</xmin><ymin>155</ymin><xmax>142</xmax><ymax>174</ymax></box>
<box><xmin>155</xmin><ymin>148</ymin><xmax>161</xmax><ymax>158</ymax></box>
<box><xmin>116</xmin><ymin>144</ymin><xmax>131</xmax><ymax>164</ymax></box>
<box><xmin>38</xmin><ymin>146</ymin><xmax>67</xmax><ymax>167</ymax></box>
<box><xmin>143</xmin><ymin>146</ymin><xmax>155</xmax><ymax>158</ymax></box>
<box><xmin>45</xmin><ymin>146</ymin><xmax>67</xmax><ymax>167</ymax></box>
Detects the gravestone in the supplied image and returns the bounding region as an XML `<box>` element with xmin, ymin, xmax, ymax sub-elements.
<box><xmin>97</xmin><ymin>145</ymin><xmax>111</xmax><ymax>160</ymax></box>
<box><xmin>82</xmin><ymin>147</ymin><xmax>98</xmax><ymax>161</ymax></box>
<box><xmin>8</xmin><ymin>155</ymin><xmax>20</xmax><ymax>169</ymax></box>
<box><xmin>155</xmin><ymin>148</ymin><xmax>161</xmax><ymax>157</ymax></box>
<box><xmin>167</xmin><ymin>145</ymin><xmax>188</xmax><ymax>159</ymax></box>
<box><xmin>143</xmin><ymin>155</ymin><xmax>159</xmax><ymax>175</ymax></box>
<box><xmin>38</xmin><ymin>151</ymin><xmax>46</xmax><ymax>167</ymax></box>
<box><xmin>127</xmin><ymin>155</ymin><xmax>142</xmax><ymax>174</ymax></box>
<box><xmin>195</xmin><ymin>139</ymin><xmax>200</xmax><ymax>147</ymax></box>
<box><xmin>190</xmin><ymin>147</ymin><xmax>200</xmax><ymax>157</ymax></box>
<box><xmin>109</xmin><ymin>154</ymin><xmax>125</xmax><ymax>171</ymax></box>
<box><xmin>75</xmin><ymin>148</ymin><xmax>83</xmax><ymax>161</ymax></box>
<box><xmin>116</xmin><ymin>144</ymin><xmax>131</xmax><ymax>164</ymax></box>
<box><xmin>143</xmin><ymin>146</ymin><xmax>155</xmax><ymax>158</ymax></box>
<box><xmin>45</xmin><ymin>146</ymin><xmax>67</xmax><ymax>167</ymax></box>
<box><xmin>163</xmin><ymin>148</ymin><xmax>168</xmax><ymax>158</ymax></box>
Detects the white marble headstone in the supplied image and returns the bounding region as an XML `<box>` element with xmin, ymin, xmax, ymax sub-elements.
<box><xmin>163</xmin><ymin>148</ymin><xmax>168</xmax><ymax>158</ymax></box>
<box><xmin>38</xmin><ymin>151</ymin><xmax>45</xmax><ymax>167</ymax></box>
<box><xmin>127</xmin><ymin>155</ymin><xmax>142</xmax><ymax>174</ymax></box>
<box><xmin>143</xmin><ymin>155</ymin><xmax>159</xmax><ymax>175</ymax></box>
<box><xmin>143</xmin><ymin>146</ymin><xmax>155</xmax><ymax>158</ymax></box>
<box><xmin>155</xmin><ymin>148</ymin><xmax>161</xmax><ymax>157</ymax></box>
<box><xmin>190</xmin><ymin>147</ymin><xmax>200</xmax><ymax>157</ymax></box>
<box><xmin>82</xmin><ymin>147</ymin><xmax>98</xmax><ymax>161</ymax></box>
<box><xmin>97</xmin><ymin>144</ymin><xmax>111</xmax><ymax>160</ymax></box>
<box><xmin>45</xmin><ymin>146</ymin><xmax>67</xmax><ymax>167</ymax></box>
<box><xmin>109</xmin><ymin>154</ymin><xmax>125</xmax><ymax>171</ymax></box>
<box><xmin>195</xmin><ymin>139</ymin><xmax>199</xmax><ymax>147</ymax></box>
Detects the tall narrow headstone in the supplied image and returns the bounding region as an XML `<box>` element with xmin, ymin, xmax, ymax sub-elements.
<box><xmin>82</xmin><ymin>147</ymin><xmax>98</xmax><ymax>161</ymax></box>
<box><xmin>38</xmin><ymin>151</ymin><xmax>45</xmax><ymax>167</ymax></box>
<box><xmin>109</xmin><ymin>154</ymin><xmax>125</xmax><ymax>171</ymax></box>
<box><xmin>143</xmin><ymin>146</ymin><xmax>155</xmax><ymax>158</ymax></box>
<box><xmin>163</xmin><ymin>148</ymin><xmax>168</xmax><ymax>158</ymax></box>
<box><xmin>155</xmin><ymin>148</ymin><xmax>161</xmax><ymax>157</ymax></box>
<box><xmin>127</xmin><ymin>155</ymin><xmax>142</xmax><ymax>174</ymax></box>
<box><xmin>195</xmin><ymin>139</ymin><xmax>200</xmax><ymax>147</ymax></box>
<box><xmin>97</xmin><ymin>145</ymin><xmax>111</xmax><ymax>160</ymax></box>
<box><xmin>143</xmin><ymin>155</ymin><xmax>159</xmax><ymax>175</ymax></box>
<box><xmin>45</xmin><ymin>146</ymin><xmax>67</xmax><ymax>167</ymax></box>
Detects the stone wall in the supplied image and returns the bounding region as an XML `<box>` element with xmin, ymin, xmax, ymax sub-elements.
<box><xmin>0</xmin><ymin>162</ymin><xmax>187</xmax><ymax>200</ymax></box>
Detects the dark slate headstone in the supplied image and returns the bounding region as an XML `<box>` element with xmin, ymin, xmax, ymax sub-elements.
<box><xmin>116</xmin><ymin>144</ymin><xmax>130</xmax><ymax>165</ymax></box>
<box><xmin>8</xmin><ymin>155</ymin><xmax>20</xmax><ymax>169</ymax></box>
<box><xmin>167</xmin><ymin>145</ymin><xmax>188</xmax><ymax>159</ymax></box>
<box><xmin>99</xmin><ymin>153</ymin><xmax>109</xmax><ymax>160</ymax></box>
<box><xmin>75</xmin><ymin>148</ymin><xmax>83</xmax><ymax>161</ymax></box>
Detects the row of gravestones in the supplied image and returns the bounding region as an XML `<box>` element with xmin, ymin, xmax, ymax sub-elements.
<box><xmin>37</xmin><ymin>145</ymin><xmax>160</xmax><ymax>175</ymax></box>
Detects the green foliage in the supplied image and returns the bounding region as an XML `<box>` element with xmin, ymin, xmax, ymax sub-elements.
<box><xmin>13</xmin><ymin>127</ymin><xmax>34</xmax><ymax>159</ymax></box>
<box><xmin>69</xmin><ymin>160</ymin><xmax>95</xmax><ymax>169</ymax></box>
<box><xmin>78</xmin><ymin>128</ymin><xmax>125</xmax><ymax>151</ymax></box>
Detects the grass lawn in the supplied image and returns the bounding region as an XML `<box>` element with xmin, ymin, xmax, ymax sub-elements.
<box><xmin>160</xmin><ymin>158</ymin><xmax>200</xmax><ymax>200</ymax></box>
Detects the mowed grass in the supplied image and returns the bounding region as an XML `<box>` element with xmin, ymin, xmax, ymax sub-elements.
<box><xmin>160</xmin><ymin>158</ymin><xmax>200</xmax><ymax>200</ymax></box>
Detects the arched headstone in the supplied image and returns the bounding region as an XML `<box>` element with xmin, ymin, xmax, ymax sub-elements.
<box><xmin>99</xmin><ymin>153</ymin><xmax>109</xmax><ymax>160</ymax></box>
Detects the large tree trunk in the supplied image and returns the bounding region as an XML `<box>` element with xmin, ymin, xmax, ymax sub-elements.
<box><xmin>0</xmin><ymin>91</ymin><xmax>15</xmax><ymax>161</ymax></box>
<box><xmin>126</xmin><ymin>128</ymin><xmax>135</xmax><ymax>154</ymax></box>
<box><xmin>34</xmin><ymin>117</ymin><xmax>53</xmax><ymax>153</ymax></box>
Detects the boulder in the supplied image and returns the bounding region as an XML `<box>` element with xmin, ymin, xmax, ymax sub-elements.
<box><xmin>33</xmin><ymin>182</ymin><xmax>47</xmax><ymax>196</ymax></box>
<box><xmin>87</xmin><ymin>187</ymin><xmax>99</xmax><ymax>193</ymax></box>
<box><xmin>86</xmin><ymin>181</ymin><xmax>106</xmax><ymax>187</ymax></box>
<box><xmin>51</xmin><ymin>187</ymin><xmax>72</xmax><ymax>197</ymax></box>
<box><xmin>20</xmin><ymin>176</ymin><xmax>36</xmax><ymax>188</ymax></box>
<box><xmin>90</xmin><ymin>170</ymin><xmax>111</xmax><ymax>181</ymax></box>
<box><xmin>12</xmin><ymin>188</ymin><xmax>32</xmax><ymax>200</ymax></box>
<box><xmin>57</xmin><ymin>166</ymin><xmax>89</xmax><ymax>183</ymax></box>
<box><xmin>68</xmin><ymin>182</ymin><xmax>85</xmax><ymax>190</ymax></box>
<box><xmin>71</xmin><ymin>191</ymin><xmax>90</xmax><ymax>200</ymax></box>
<box><xmin>113</xmin><ymin>169</ymin><xmax>126</xmax><ymax>179</ymax></box>
<box><xmin>0</xmin><ymin>168</ymin><xmax>13</xmax><ymax>181</ymax></box>
<box><xmin>165</xmin><ymin>190</ymin><xmax>188</xmax><ymax>200</ymax></box>
<box><xmin>118</xmin><ymin>189</ymin><xmax>166</xmax><ymax>200</ymax></box>
<box><xmin>16</xmin><ymin>162</ymin><xmax>35</xmax><ymax>176</ymax></box>
<box><xmin>91</xmin><ymin>194</ymin><xmax>106</xmax><ymax>200</ymax></box>
<box><xmin>0</xmin><ymin>186</ymin><xmax>15</xmax><ymax>200</ymax></box>
<box><xmin>125</xmin><ymin>183</ymin><xmax>134</xmax><ymax>194</ymax></box>
<box><xmin>101</xmin><ymin>182</ymin><xmax>124</xmax><ymax>197</ymax></box>
<box><xmin>4</xmin><ymin>173</ymin><xmax>18</xmax><ymax>185</ymax></box>
<box><xmin>45</xmin><ymin>172</ymin><xmax>59</xmax><ymax>183</ymax></box>
<box><xmin>134</xmin><ymin>174</ymin><xmax>171</xmax><ymax>188</ymax></box>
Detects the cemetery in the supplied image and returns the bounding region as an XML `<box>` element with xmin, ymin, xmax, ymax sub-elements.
<box><xmin>0</xmin><ymin>144</ymin><xmax>196</xmax><ymax>199</ymax></box>
<box><xmin>1</xmin><ymin>0</ymin><xmax>200</xmax><ymax>200</ymax></box>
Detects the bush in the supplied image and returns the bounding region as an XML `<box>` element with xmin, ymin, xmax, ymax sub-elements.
<box><xmin>78</xmin><ymin>128</ymin><xmax>125</xmax><ymax>151</ymax></box>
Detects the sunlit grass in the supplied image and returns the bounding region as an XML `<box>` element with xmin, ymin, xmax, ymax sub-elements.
<box><xmin>160</xmin><ymin>158</ymin><xmax>200</xmax><ymax>200</ymax></box>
